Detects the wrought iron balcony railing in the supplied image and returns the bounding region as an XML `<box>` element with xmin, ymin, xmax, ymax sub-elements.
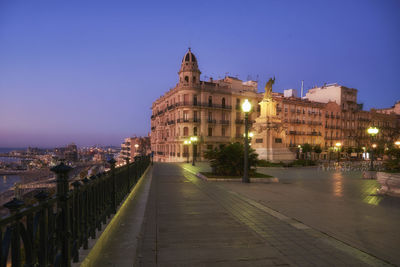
<box><xmin>0</xmin><ymin>155</ymin><xmax>151</xmax><ymax>267</ymax></box>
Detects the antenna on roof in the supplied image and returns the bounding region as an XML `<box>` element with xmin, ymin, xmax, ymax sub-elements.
<box><xmin>301</xmin><ymin>80</ymin><xmax>304</xmax><ymax>98</ymax></box>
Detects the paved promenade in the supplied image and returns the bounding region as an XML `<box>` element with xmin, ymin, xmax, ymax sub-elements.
<box><xmin>134</xmin><ymin>163</ymin><xmax>389</xmax><ymax>266</ymax></box>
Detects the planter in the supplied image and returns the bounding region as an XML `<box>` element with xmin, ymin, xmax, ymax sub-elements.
<box><xmin>196</xmin><ymin>172</ymin><xmax>279</xmax><ymax>183</ymax></box>
<box><xmin>377</xmin><ymin>172</ymin><xmax>400</xmax><ymax>196</ymax></box>
<box><xmin>362</xmin><ymin>171</ymin><xmax>377</xmax><ymax>179</ymax></box>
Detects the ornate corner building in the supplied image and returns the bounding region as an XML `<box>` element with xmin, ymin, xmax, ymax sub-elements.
<box><xmin>151</xmin><ymin>49</ymin><xmax>400</xmax><ymax>162</ymax></box>
<box><xmin>150</xmin><ymin>49</ymin><xmax>259</xmax><ymax>162</ymax></box>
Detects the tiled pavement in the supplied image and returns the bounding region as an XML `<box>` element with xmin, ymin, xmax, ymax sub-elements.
<box><xmin>135</xmin><ymin>163</ymin><xmax>390</xmax><ymax>266</ymax></box>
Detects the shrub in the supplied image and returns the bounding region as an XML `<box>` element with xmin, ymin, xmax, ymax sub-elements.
<box><xmin>204</xmin><ymin>142</ymin><xmax>258</xmax><ymax>176</ymax></box>
<box><xmin>257</xmin><ymin>160</ymin><xmax>285</xmax><ymax>167</ymax></box>
<box><xmin>384</xmin><ymin>148</ymin><xmax>400</xmax><ymax>172</ymax></box>
<box><xmin>292</xmin><ymin>159</ymin><xmax>316</xmax><ymax>166</ymax></box>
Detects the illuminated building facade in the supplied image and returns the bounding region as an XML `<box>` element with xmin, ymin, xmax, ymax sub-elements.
<box><xmin>151</xmin><ymin>50</ymin><xmax>400</xmax><ymax>162</ymax></box>
<box><xmin>150</xmin><ymin>49</ymin><xmax>259</xmax><ymax>162</ymax></box>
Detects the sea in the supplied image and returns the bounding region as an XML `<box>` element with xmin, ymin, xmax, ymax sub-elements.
<box><xmin>0</xmin><ymin>148</ymin><xmax>25</xmax><ymax>193</ymax></box>
<box><xmin>0</xmin><ymin>175</ymin><xmax>20</xmax><ymax>193</ymax></box>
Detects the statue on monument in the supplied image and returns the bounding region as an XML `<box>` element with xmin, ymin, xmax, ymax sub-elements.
<box><xmin>263</xmin><ymin>76</ymin><xmax>275</xmax><ymax>100</ymax></box>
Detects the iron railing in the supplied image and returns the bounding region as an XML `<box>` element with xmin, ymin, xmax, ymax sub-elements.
<box><xmin>0</xmin><ymin>155</ymin><xmax>150</xmax><ymax>267</ymax></box>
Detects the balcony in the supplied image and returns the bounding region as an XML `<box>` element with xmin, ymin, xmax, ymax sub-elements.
<box><xmin>220</xmin><ymin>120</ymin><xmax>230</xmax><ymax>125</ymax></box>
<box><xmin>207</xmin><ymin>119</ymin><xmax>217</xmax><ymax>124</ymax></box>
<box><xmin>235</xmin><ymin>119</ymin><xmax>244</xmax><ymax>124</ymax></box>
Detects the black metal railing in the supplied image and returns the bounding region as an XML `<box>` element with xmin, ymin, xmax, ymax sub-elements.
<box><xmin>0</xmin><ymin>155</ymin><xmax>151</xmax><ymax>267</ymax></box>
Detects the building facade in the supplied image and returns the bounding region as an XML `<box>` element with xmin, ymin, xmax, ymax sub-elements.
<box><xmin>151</xmin><ymin>49</ymin><xmax>259</xmax><ymax>162</ymax></box>
<box><xmin>120</xmin><ymin>136</ymin><xmax>150</xmax><ymax>163</ymax></box>
<box><xmin>151</xmin><ymin>49</ymin><xmax>400</xmax><ymax>162</ymax></box>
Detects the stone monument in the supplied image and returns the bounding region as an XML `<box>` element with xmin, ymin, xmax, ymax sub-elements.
<box><xmin>252</xmin><ymin>78</ymin><xmax>296</xmax><ymax>162</ymax></box>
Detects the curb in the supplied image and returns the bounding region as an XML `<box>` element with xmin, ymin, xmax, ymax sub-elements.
<box><xmin>195</xmin><ymin>172</ymin><xmax>279</xmax><ymax>183</ymax></box>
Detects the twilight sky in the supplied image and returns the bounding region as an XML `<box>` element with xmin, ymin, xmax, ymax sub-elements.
<box><xmin>1</xmin><ymin>0</ymin><xmax>399</xmax><ymax>147</ymax></box>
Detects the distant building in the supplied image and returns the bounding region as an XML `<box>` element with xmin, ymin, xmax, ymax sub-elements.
<box><xmin>305</xmin><ymin>83</ymin><xmax>359</xmax><ymax>111</ymax></box>
<box><xmin>283</xmin><ymin>89</ymin><xmax>297</xmax><ymax>98</ymax></box>
<box><xmin>64</xmin><ymin>143</ymin><xmax>78</xmax><ymax>162</ymax></box>
<box><xmin>375</xmin><ymin>101</ymin><xmax>400</xmax><ymax>115</ymax></box>
<box><xmin>120</xmin><ymin>136</ymin><xmax>150</xmax><ymax>162</ymax></box>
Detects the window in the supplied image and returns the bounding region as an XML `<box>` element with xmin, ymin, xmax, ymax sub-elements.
<box><xmin>183</xmin><ymin>127</ymin><xmax>189</xmax><ymax>136</ymax></box>
<box><xmin>256</xmin><ymin>138</ymin><xmax>263</xmax><ymax>143</ymax></box>
<box><xmin>208</xmin><ymin>112</ymin><xmax>212</xmax><ymax>122</ymax></box>
<box><xmin>193</xmin><ymin>111</ymin><xmax>198</xmax><ymax>121</ymax></box>
<box><xmin>183</xmin><ymin>94</ymin><xmax>189</xmax><ymax>105</ymax></box>
<box><xmin>222</xmin><ymin>98</ymin><xmax>225</xmax><ymax>108</ymax></box>
<box><xmin>193</xmin><ymin>127</ymin><xmax>197</xmax><ymax>136</ymax></box>
<box><xmin>222</xmin><ymin>127</ymin><xmax>226</xmax><ymax>136</ymax></box>
<box><xmin>193</xmin><ymin>95</ymin><xmax>197</xmax><ymax>106</ymax></box>
<box><xmin>185</xmin><ymin>76</ymin><xmax>189</xmax><ymax>82</ymax></box>
<box><xmin>208</xmin><ymin>127</ymin><xmax>213</xmax><ymax>136</ymax></box>
<box><xmin>193</xmin><ymin>76</ymin><xmax>196</xmax><ymax>83</ymax></box>
<box><xmin>275</xmin><ymin>138</ymin><xmax>282</xmax><ymax>143</ymax></box>
<box><xmin>183</xmin><ymin>111</ymin><xmax>188</xmax><ymax>121</ymax></box>
<box><xmin>208</xmin><ymin>96</ymin><xmax>212</xmax><ymax>107</ymax></box>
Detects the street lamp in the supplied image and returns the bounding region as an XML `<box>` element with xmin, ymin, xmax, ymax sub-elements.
<box><xmin>242</xmin><ymin>99</ymin><xmax>252</xmax><ymax>183</ymax></box>
<box><xmin>395</xmin><ymin>141</ymin><xmax>400</xmax><ymax>148</ymax></box>
<box><xmin>335</xmin><ymin>142</ymin><xmax>342</xmax><ymax>162</ymax></box>
<box><xmin>297</xmin><ymin>145</ymin><xmax>302</xmax><ymax>159</ymax></box>
<box><xmin>190</xmin><ymin>136</ymin><xmax>198</xmax><ymax>166</ymax></box>
<box><xmin>367</xmin><ymin>126</ymin><xmax>379</xmax><ymax>170</ymax></box>
<box><xmin>184</xmin><ymin>140</ymin><xmax>191</xmax><ymax>163</ymax></box>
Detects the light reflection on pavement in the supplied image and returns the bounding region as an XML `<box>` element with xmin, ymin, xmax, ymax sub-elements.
<box><xmin>181</xmin><ymin>163</ymin><xmax>400</xmax><ymax>265</ymax></box>
<box><xmin>259</xmin><ymin>167</ymin><xmax>395</xmax><ymax>207</ymax></box>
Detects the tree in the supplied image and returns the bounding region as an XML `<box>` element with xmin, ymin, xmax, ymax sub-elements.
<box><xmin>313</xmin><ymin>144</ymin><xmax>322</xmax><ymax>161</ymax></box>
<box><xmin>302</xmin><ymin>143</ymin><xmax>312</xmax><ymax>159</ymax></box>
<box><xmin>204</xmin><ymin>142</ymin><xmax>258</xmax><ymax>176</ymax></box>
<box><xmin>384</xmin><ymin>148</ymin><xmax>400</xmax><ymax>171</ymax></box>
<box><xmin>313</xmin><ymin>144</ymin><xmax>322</xmax><ymax>154</ymax></box>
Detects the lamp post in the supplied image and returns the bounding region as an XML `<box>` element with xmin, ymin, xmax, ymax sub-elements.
<box><xmin>190</xmin><ymin>136</ymin><xmax>198</xmax><ymax>166</ymax></box>
<box><xmin>242</xmin><ymin>99</ymin><xmax>252</xmax><ymax>183</ymax></box>
<box><xmin>184</xmin><ymin>140</ymin><xmax>191</xmax><ymax>163</ymax></box>
<box><xmin>335</xmin><ymin>142</ymin><xmax>342</xmax><ymax>162</ymax></box>
<box><xmin>367</xmin><ymin>126</ymin><xmax>379</xmax><ymax>170</ymax></box>
<box><xmin>297</xmin><ymin>145</ymin><xmax>302</xmax><ymax>159</ymax></box>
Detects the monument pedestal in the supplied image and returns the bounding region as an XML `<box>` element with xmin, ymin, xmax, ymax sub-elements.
<box><xmin>252</xmin><ymin>99</ymin><xmax>295</xmax><ymax>163</ymax></box>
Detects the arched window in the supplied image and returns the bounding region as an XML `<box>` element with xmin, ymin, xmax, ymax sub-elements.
<box><xmin>208</xmin><ymin>96</ymin><xmax>212</xmax><ymax>107</ymax></box>
<box><xmin>185</xmin><ymin>76</ymin><xmax>189</xmax><ymax>82</ymax></box>
<box><xmin>222</xmin><ymin>98</ymin><xmax>225</xmax><ymax>108</ymax></box>
<box><xmin>183</xmin><ymin>127</ymin><xmax>189</xmax><ymax>136</ymax></box>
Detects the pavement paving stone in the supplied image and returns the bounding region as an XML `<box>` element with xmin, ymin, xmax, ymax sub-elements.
<box><xmin>134</xmin><ymin>163</ymin><xmax>392</xmax><ymax>266</ymax></box>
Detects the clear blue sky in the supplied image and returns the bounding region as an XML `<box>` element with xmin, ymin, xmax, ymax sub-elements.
<box><xmin>1</xmin><ymin>0</ymin><xmax>399</xmax><ymax>147</ymax></box>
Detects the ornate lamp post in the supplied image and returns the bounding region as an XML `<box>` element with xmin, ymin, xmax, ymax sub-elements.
<box><xmin>335</xmin><ymin>142</ymin><xmax>342</xmax><ymax>162</ymax></box>
<box><xmin>367</xmin><ymin>126</ymin><xmax>379</xmax><ymax>170</ymax></box>
<box><xmin>190</xmin><ymin>136</ymin><xmax>198</xmax><ymax>166</ymax></box>
<box><xmin>242</xmin><ymin>99</ymin><xmax>252</xmax><ymax>183</ymax></box>
<box><xmin>184</xmin><ymin>140</ymin><xmax>191</xmax><ymax>163</ymax></box>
